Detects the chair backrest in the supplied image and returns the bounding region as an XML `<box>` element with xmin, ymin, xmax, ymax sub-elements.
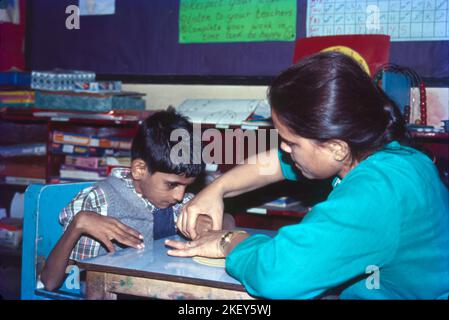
<box><xmin>21</xmin><ymin>182</ymin><xmax>93</xmax><ymax>300</ymax></box>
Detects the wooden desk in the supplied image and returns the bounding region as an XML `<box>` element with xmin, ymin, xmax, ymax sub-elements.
<box><xmin>77</xmin><ymin>230</ymin><xmax>275</xmax><ymax>300</ymax></box>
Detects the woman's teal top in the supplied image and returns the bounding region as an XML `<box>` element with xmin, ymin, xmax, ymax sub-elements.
<box><xmin>226</xmin><ymin>141</ymin><xmax>449</xmax><ymax>299</ymax></box>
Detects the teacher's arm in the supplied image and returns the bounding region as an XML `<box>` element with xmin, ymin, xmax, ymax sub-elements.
<box><xmin>177</xmin><ymin>149</ymin><xmax>284</xmax><ymax>239</ymax></box>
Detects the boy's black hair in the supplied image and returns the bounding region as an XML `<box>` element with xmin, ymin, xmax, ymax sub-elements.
<box><xmin>131</xmin><ymin>108</ymin><xmax>203</xmax><ymax>177</ymax></box>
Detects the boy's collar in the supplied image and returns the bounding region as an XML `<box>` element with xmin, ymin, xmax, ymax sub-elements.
<box><xmin>110</xmin><ymin>167</ymin><xmax>157</xmax><ymax>210</ymax></box>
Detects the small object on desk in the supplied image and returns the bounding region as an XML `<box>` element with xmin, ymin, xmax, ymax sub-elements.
<box><xmin>442</xmin><ymin>120</ymin><xmax>449</xmax><ymax>133</ymax></box>
<box><xmin>262</xmin><ymin>196</ymin><xmax>301</xmax><ymax>207</ymax></box>
<box><xmin>192</xmin><ymin>256</ymin><xmax>225</xmax><ymax>268</ymax></box>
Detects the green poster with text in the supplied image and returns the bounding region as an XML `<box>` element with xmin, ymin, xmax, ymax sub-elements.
<box><xmin>179</xmin><ymin>0</ymin><xmax>297</xmax><ymax>43</ymax></box>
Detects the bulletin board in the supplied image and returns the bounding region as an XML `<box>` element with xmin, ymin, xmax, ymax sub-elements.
<box><xmin>27</xmin><ymin>0</ymin><xmax>449</xmax><ymax>81</ymax></box>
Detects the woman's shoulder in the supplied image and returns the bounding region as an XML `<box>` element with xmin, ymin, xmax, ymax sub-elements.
<box><xmin>342</xmin><ymin>141</ymin><xmax>441</xmax><ymax>194</ymax></box>
<box><xmin>367</xmin><ymin>141</ymin><xmax>434</xmax><ymax>174</ymax></box>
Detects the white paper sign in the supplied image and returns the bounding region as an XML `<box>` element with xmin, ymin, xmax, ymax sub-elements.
<box><xmin>79</xmin><ymin>0</ymin><xmax>115</xmax><ymax>16</ymax></box>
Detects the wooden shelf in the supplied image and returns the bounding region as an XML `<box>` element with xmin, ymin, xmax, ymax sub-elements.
<box><xmin>410</xmin><ymin>131</ymin><xmax>449</xmax><ymax>140</ymax></box>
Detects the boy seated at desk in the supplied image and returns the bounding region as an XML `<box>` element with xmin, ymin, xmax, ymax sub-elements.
<box><xmin>40</xmin><ymin>109</ymin><xmax>235</xmax><ymax>291</ymax></box>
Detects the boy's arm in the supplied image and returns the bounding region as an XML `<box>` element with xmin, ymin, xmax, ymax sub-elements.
<box><xmin>41</xmin><ymin>184</ymin><xmax>145</xmax><ymax>291</ymax></box>
<box><xmin>40</xmin><ymin>212</ymin><xmax>85</xmax><ymax>291</ymax></box>
<box><xmin>41</xmin><ymin>211</ymin><xmax>145</xmax><ymax>291</ymax></box>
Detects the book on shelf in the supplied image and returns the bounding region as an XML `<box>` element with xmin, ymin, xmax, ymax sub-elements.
<box><xmin>0</xmin><ymin>161</ymin><xmax>46</xmax><ymax>179</ymax></box>
<box><xmin>52</xmin><ymin>131</ymin><xmax>132</xmax><ymax>150</ymax></box>
<box><xmin>64</xmin><ymin>155</ymin><xmax>131</xmax><ymax>170</ymax></box>
<box><xmin>64</xmin><ymin>155</ymin><xmax>107</xmax><ymax>170</ymax></box>
<box><xmin>0</xmin><ymin>143</ymin><xmax>46</xmax><ymax>157</ymax></box>
<box><xmin>0</xmin><ymin>90</ymin><xmax>35</xmax><ymax>108</ymax></box>
<box><xmin>59</xmin><ymin>165</ymin><xmax>108</xmax><ymax>181</ymax></box>
<box><xmin>32</xmin><ymin>109</ymin><xmax>153</xmax><ymax>122</ymax></box>
<box><xmin>104</xmin><ymin>156</ymin><xmax>131</xmax><ymax>167</ymax></box>
<box><xmin>51</xmin><ymin>143</ymin><xmax>131</xmax><ymax>158</ymax></box>
<box><xmin>3</xmin><ymin>176</ymin><xmax>46</xmax><ymax>185</ymax></box>
<box><xmin>35</xmin><ymin>90</ymin><xmax>146</xmax><ymax>112</ymax></box>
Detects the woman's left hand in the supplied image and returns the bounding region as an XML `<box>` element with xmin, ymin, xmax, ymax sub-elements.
<box><xmin>165</xmin><ymin>230</ymin><xmax>227</xmax><ymax>258</ymax></box>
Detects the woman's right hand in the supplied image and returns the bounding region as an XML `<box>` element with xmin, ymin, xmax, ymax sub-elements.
<box><xmin>177</xmin><ymin>185</ymin><xmax>225</xmax><ymax>240</ymax></box>
<box><xmin>74</xmin><ymin>211</ymin><xmax>144</xmax><ymax>252</ymax></box>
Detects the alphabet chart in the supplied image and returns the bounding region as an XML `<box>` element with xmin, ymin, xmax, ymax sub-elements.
<box><xmin>307</xmin><ymin>0</ymin><xmax>449</xmax><ymax>41</ymax></box>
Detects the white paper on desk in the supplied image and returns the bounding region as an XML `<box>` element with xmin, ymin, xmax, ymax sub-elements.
<box><xmin>177</xmin><ymin>99</ymin><xmax>260</xmax><ymax>125</ymax></box>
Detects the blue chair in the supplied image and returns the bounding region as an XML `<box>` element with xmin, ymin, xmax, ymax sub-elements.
<box><xmin>21</xmin><ymin>182</ymin><xmax>93</xmax><ymax>300</ymax></box>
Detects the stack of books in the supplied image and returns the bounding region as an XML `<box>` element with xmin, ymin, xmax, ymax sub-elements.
<box><xmin>50</xmin><ymin>131</ymin><xmax>132</xmax><ymax>182</ymax></box>
<box><xmin>0</xmin><ymin>91</ymin><xmax>35</xmax><ymax>108</ymax></box>
<box><xmin>30</xmin><ymin>69</ymin><xmax>145</xmax><ymax>112</ymax></box>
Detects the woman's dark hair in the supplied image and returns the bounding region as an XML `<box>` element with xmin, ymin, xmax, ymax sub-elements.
<box><xmin>268</xmin><ymin>51</ymin><xmax>411</xmax><ymax>161</ymax></box>
<box><xmin>131</xmin><ymin>108</ymin><xmax>203</xmax><ymax>177</ymax></box>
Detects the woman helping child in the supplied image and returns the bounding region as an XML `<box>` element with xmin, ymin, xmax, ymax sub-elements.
<box><xmin>167</xmin><ymin>52</ymin><xmax>449</xmax><ymax>299</ymax></box>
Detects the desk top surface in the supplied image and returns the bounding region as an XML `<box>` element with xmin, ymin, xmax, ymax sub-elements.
<box><xmin>77</xmin><ymin>229</ymin><xmax>276</xmax><ymax>290</ymax></box>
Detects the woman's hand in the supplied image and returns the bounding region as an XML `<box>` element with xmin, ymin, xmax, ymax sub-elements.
<box><xmin>165</xmin><ymin>230</ymin><xmax>227</xmax><ymax>258</ymax></box>
<box><xmin>74</xmin><ymin>211</ymin><xmax>144</xmax><ymax>252</ymax></box>
<box><xmin>195</xmin><ymin>214</ymin><xmax>214</xmax><ymax>237</ymax></box>
<box><xmin>177</xmin><ymin>185</ymin><xmax>225</xmax><ymax>240</ymax></box>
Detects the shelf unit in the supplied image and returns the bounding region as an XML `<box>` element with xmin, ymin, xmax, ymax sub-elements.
<box><xmin>1</xmin><ymin>108</ymin><xmax>448</xmax><ymax>229</ymax></box>
<box><xmin>0</xmin><ymin>108</ymin><xmax>152</xmax><ymax>218</ymax></box>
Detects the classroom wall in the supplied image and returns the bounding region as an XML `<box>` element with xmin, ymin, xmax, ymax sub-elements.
<box><xmin>29</xmin><ymin>1</ymin><xmax>449</xmax><ymax>79</ymax></box>
<box><xmin>122</xmin><ymin>84</ymin><xmax>269</xmax><ymax>110</ymax></box>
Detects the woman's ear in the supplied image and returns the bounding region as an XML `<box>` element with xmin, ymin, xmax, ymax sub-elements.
<box><xmin>131</xmin><ymin>159</ymin><xmax>148</xmax><ymax>180</ymax></box>
<box><xmin>327</xmin><ymin>140</ymin><xmax>350</xmax><ymax>162</ymax></box>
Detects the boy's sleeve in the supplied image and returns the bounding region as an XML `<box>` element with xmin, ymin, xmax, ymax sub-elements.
<box><xmin>278</xmin><ymin>149</ymin><xmax>301</xmax><ymax>181</ymax></box>
<box><xmin>59</xmin><ymin>185</ymin><xmax>108</xmax><ymax>260</ymax></box>
<box><xmin>173</xmin><ymin>192</ymin><xmax>195</xmax><ymax>224</ymax></box>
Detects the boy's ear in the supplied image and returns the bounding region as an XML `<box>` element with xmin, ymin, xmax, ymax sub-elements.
<box><xmin>131</xmin><ymin>159</ymin><xmax>148</xmax><ymax>180</ymax></box>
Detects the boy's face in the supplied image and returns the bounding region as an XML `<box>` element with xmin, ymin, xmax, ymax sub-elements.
<box><xmin>131</xmin><ymin>159</ymin><xmax>197</xmax><ymax>209</ymax></box>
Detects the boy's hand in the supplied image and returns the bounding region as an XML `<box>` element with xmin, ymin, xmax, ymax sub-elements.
<box><xmin>74</xmin><ymin>211</ymin><xmax>144</xmax><ymax>252</ymax></box>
